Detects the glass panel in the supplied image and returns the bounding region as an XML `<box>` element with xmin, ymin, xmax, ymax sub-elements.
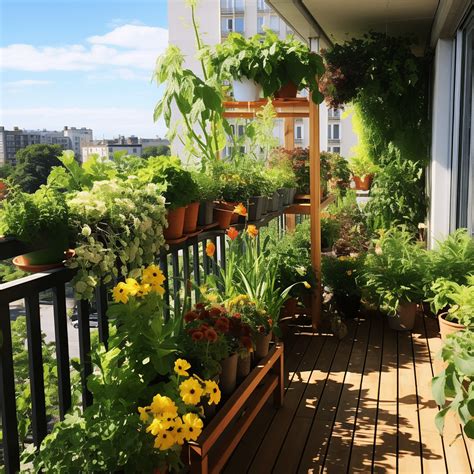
<box><xmin>234</xmin><ymin>17</ymin><xmax>244</xmax><ymax>33</ymax></box>
<box><xmin>333</xmin><ymin>124</ymin><xmax>340</xmax><ymax>140</ymax></box>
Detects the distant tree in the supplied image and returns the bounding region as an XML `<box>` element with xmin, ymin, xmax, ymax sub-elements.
<box><xmin>0</xmin><ymin>163</ymin><xmax>14</xmax><ymax>179</ymax></box>
<box><xmin>12</xmin><ymin>144</ymin><xmax>64</xmax><ymax>193</ymax></box>
<box><xmin>142</xmin><ymin>145</ymin><xmax>170</xmax><ymax>158</ymax></box>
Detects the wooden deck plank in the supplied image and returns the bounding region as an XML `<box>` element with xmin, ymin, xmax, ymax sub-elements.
<box><xmin>321</xmin><ymin>315</ymin><xmax>372</xmax><ymax>472</ymax></box>
<box><xmin>372</xmin><ymin>317</ymin><xmax>398</xmax><ymax>473</ymax></box>
<box><xmin>347</xmin><ymin>314</ymin><xmax>384</xmax><ymax>472</ymax></box>
<box><xmin>294</xmin><ymin>319</ymin><xmax>359</xmax><ymax>473</ymax></box>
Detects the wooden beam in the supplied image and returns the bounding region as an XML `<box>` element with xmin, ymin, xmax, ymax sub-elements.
<box><xmin>309</xmin><ymin>99</ymin><xmax>321</xmax><ymax>329</ymax></box>
<box><xmin>284</xmin><ymin>117</ymin><xmax>295</xmax><ymax>150</ymax></box>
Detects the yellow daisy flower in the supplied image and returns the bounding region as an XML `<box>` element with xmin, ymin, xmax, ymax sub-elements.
<box><xmin>182</xmin><ymin>413</ymin><xmax>203</xmax><ymax>441</ymax></box>
<box><xmin>142</xmin><ymin>264</ymin><xmax>166</xmax><ymax>286</ymax></box>
<box><xmin>153</xmin><ymin>430</ymin><xmax>177</xmax><ymax>451</ymax></box>
<box><xmin>112</xmin><ymin>282</ymin><xmax>130</xmax><ymax>304</ymax></box>
<box><xmin>125</xmin><ymin>278</ymin><xmax>140</xmax><ymax>296</ymax></box>
<box><xmin>136</xmin><ymin>283</ymin><xmax>152</xmax><ymax>297</ymax></box>
<box><xmin>150</xmin><ymin>394</ymin><xmax>178</xmax><ymax>417</ymax></box>
<box><xmin>146</xmin><ymin>417</ymin><xmax>164</xmax><ymax>436</ymax></box>
<box><xmin>204</xmin><ymin>380</ymin><xmax>221</xmax><ymax>405</ymax></box>
<box><xmin>179</xmin><ymin>378</ymin><xmax>203</xmax><ymax>405</ymax></box>
<box><xmin>138</xmin><ymin>406</ymin><xmax>150</xmax><ymax>423</ymax></box>
<box><xmin>150</xmin><ymin>282</ymin><xmax>165</xmax><ymax>297</ymax></box>
<box><xmin>159</xmin><ymin>411</ymin><xmax>178</xmax><ymax>430</ymax></box>
<box><xmin>173</xmin><ymin>418</ymin><xmax>186</xmax><ymax>445</ymax></box>
<box><xmin>174</xmin><ymin>359</ymin><xmax>191</xmax><ymax>377</ymax></box>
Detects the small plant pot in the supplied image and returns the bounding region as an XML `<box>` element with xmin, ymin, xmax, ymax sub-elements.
<box><xmin>281</xmin><ymin>188</ymin><xmax>292</xmax><ymax>206</ymax></box>
<box><xmin>274</xmin><ymin>81</ymin><xmax>298</xmax><ymax>99</ymax></box>
<box><xmin>214</xmin><ymin>207</ymin><xmax>234</xmax><ymax>230</ymax></box>
<box><xmin>255</xmin><ymin>331</ymin><xmax>272</xmax><ymax>360</ymax></box>
<box><xmin>388</xmin><ymin>302</ymin><xmax>417</xmax><ymax>331</ymax></box>
<box><xmin>277</xmin><ymin>188</ymin><xmax>286</xmax><ymax>210</ymax></box>
<box><xmin>261</xmin><ymin>196</ymin><xmax>269</xmax><ymax>215</ymax></box>
<box><xmin>237</xmin><ymin>353</ymin><xmax>252</xmax><ymax>379</ymax></box>
<box><xmin>353</xmin><ymin>174</ymin><xmax>373</xmax><ymax>191</ymax></box>
<box><xmin>232</xmin><ymin>78</ymin><xmax>262</xmax><ymax>102</ymax></box>
<box><xmin>438</xmin><ymin>313</ymin><xmax>465</xmax><ymax>340</ymax></box>
<box><xmin>18</xmin><ymin>229</ymin><xmax>69</xmax><ymax>266</ymax></box>
<box><xmin>163</xmin><ymin>206</ymin><xmax>186</xmax><ymax>240</ymax></box>
<box><xmin>183</xmin><ymin>201</ymin><xmax>200</xmax><ymax>233</ymax></box>
<box><xmin>218</xmin><ymin>201</ymin><xmax>239</xmax><ymax>224</ymax></box>
<box><xmin>288</xmin><ymin>188</ymin><xmax>297</xmax><ymax>204</ymax></box>
<box><xmin>269</xmin><ymin>191</ymin><xmax>280</xmax><ymax>212</ymax></box>
<box><xmin>197</xmin><ymin>201</ymin><xmax>214</xmax><ymax>227</ymax></box>
<box><xmin>220</xmin><ymin>353</ymin><xmax>238</xmax><ymax>395</ymax></box>
<box><xmin>248</xmin><ymin>196</ymin><xmax>264</xmax><ymax>221</ymax></box>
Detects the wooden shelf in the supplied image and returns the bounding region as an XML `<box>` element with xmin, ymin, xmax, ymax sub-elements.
<box><xmin>284</xmin><ymin>194</ymin><xmax>335</xmax><ymax>215</ymax></box>
<box><xmin>223</xmin><ymin>97</ymin><xmax>310</xmax><ymax>119</ymax></box>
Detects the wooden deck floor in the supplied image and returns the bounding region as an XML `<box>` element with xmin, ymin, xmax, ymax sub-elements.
<box><xmin>224</xmin><ymin>313</ymin><xmax>473</xmax><ymax>473</ymax></box>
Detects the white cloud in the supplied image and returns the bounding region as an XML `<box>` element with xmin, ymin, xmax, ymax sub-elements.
<box><xmin>4</xmin><ymin>79</ymin><xmax>53</xmax><ymax>88</ymax></box>
<box><xmin>0</xmin><ymin>24</ymin><xmax>168</xmax><ymax>72</ymax></box>
<box><xmin>0</xmin><ymin>106</ymin><xmax>167</xmax><ymax>139</ymax></box>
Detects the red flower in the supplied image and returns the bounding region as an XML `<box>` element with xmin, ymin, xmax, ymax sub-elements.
<box><xmin>215</xmin><ymin>317</ymin><xmax>230</xmax><ymax>333</ymax></box>
<box><xmin>268</xmin><ymin>318</ymin><xmax>273</xmax><ymax>327</ymax></box>
<box><xmin>226</xmin><ymin>227</ymin><xmax>239</xmax><ymax>240</ymax></box>
<box><xmin>195</xmin><ymin>303</ymin><xmax>205</xmax><ymax>310</ymax></box>
<box><xmin>209</xmin><ymin>306</ymin><xmax>223</xmax><ymax>318</ymax></box>
<box><xmin>192</xmin><ymin>331</ymin><xmax>204</xmax><ymax>341</ymax></box>
<box><xmin>199</xmin><ymin>310</ymin><xmax>210</xmax><ymax>320</ymax></box>
<box><xmin>184</xmin><ymin>311</ymin><xmax>198</xmax><ymax>323</ymax></box>
<box><xmin>199</xmin><ymin>323</ymin><xmax>209</xmax><ymax>332</ymax></box>
<box><xmin>205</xmin><ymin>328</ymin><xmax>218</xmax><ymax>342</ymax></box>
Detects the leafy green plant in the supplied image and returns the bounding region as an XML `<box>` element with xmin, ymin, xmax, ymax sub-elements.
<box><xmin>191</xmin><ymin>171</ymin><xmax>221</xmax><ymax>202</ymax></box>
<box><xmin>361</xmin><ymin>227</ymin><xmax>428</xmax><ymax>315</ymax></box>
<box><xmin>320</xmin><ymin>151</ymin><xmax>351</xmax><ymax>196</ymax></box>
<box><xmin>348</xmin><ymin>154</ymin><xmax>379</xmax><ymax>179</ymax></box>
<box><xmin>432</xmin><ymin>330</ymin><xmax>474</xmax><ymax>440</ymax></box>
<box><xmin>214</xmin><ymin>31</ymin><xmax>325</xmax><ymax>103</ymax></box>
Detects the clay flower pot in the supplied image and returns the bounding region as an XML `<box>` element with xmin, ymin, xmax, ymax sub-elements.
<box><xmin>438</xmin><ymin>313</ymin><xmax>465</xmax><ymax>340</ymax></box>
<box><xmin>353</xmin><ymin>174</ymin><xmax>373</xmax><ymax>191</ymax></box>
<box><xmin>198</xmin><ymin>201</ymin><xmax>214</xmax><ymax>227</ymax></box>
<box><xmin>255</xmin><ymin>331</ymin><xmax>272</xmax><ymax>360</ymax></box>
<box><xmin>274</xmin><ymin>81</ymin><xmax>298</xmax><ymax>99</ymax></box>
<box><xmin>237</xmin><ymin>353</ymin><xmax>252</xmax><ymax>379</ymax></box>
<box><xmin>183</xmin><ymin>202</ymin><xmax>200</xmax><ymax>233</ymax></box>
<box><xmin>220</xmin><ymin>353</ymin><xmax>238</xmax><ymax>395</ymax></box>
<box><xmin>163</xmin><ymin>206</ymin><xmax>186</xmax><ymax>240</ymax></box>
<box><xmin>248</xmin><ymin>196</ymin><xmax>264</xmax><ymax>221</ymax></box>
<box><xmin>261</xmin><ymin>196</ymin><xmax>269</xmax><ymax>215</ymax></box>
<box><xmin>214</xmin><ymin>207</ymin><xmax>234</xmax><ymax>230</ymax></box>
<box><xmin>269</xmin><ymin>191</ymin><xmax>280</xmax><ymax>212</ymax></box>
<box><xmin>288</xmin><ymin>188</ymin><xmax>297</xmax><ymax>204</ymax></box>
<box><xmin>218</xmin><ymin>201</ymin><xmax>239</xmax><ymax>224</ymax></box>
<box><xmin>388</xmin><ymin>302</ymin><xmax>417</xmax><ymax>331</ymax></box>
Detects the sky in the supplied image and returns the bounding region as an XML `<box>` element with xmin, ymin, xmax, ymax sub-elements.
<box><xmin>0</xmin><ymin>0</ymin><xmax>169</xmax><ymax>139</ymax></box>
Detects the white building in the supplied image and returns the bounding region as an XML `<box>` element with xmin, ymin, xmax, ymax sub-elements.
<box><xmin>63</xmin><ymin>127</ymin><xmax>93</xmax><ymax>161</ymax></box>
<box><xmin>168</xmin><ymin>0</ymin><xmax>358</xmax><ymax>158</ymax></box>
<box><xmin>81</xmin><ymin>141</ymin><xmax>142</xmax><ymax>162</ymax></box>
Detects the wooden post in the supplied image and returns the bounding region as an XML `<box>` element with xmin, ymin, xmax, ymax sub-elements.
<box><xmin>309</xmin><ymin>99</ymin><xmax>321</xmax><ymax>329</ymax></box>
<box><xmin>284</xmin><ymin>117</ymin><xmax>296</xmax><ymax>231</ymax></box>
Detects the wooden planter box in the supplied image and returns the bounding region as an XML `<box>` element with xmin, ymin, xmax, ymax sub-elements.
<box><xmin>185</xmin><ymin>343</ymin><xmax>284</xmax><ymax>473</ymax></box>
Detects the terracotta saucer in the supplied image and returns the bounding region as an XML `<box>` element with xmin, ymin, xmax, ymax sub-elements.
<box><xmin>13</xmin><ymin>249</ymin><xmax>75</xmax><ymax>273</ymax></box>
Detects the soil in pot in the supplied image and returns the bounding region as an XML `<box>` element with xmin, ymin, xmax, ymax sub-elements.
<box><xmin>255</xmin><ymin>331</ymin><xmax>272</xmax><ymax>360</ymax></box>
<box><xmin>220</xmin><ymin>353</ymin><xmax>238</xmax><ymax>395</ymax></box>
<box><xmin>214</xmin><ymin>207</ymin><xmax>234</xmax><ymax>230</ymax></box>
<box><xmin>197</xmin><ymin>201</ymin><xmax>214</xmax><ymax>227</ymax></box>
<box><xmin>438</xmin><ymin>314</ymin><xmax>466</xmax><ymax>340</ymax></box>
<box><xmin>163</xmin><ymin>206</ymin><xmax>186</xmax><ymax>240</ymax></box>
<box><xmin>232</xmin><ymin>78</ymin><xmax>262</xmax><ymax>102</ymax></box>
<box><xmin>353</xmin><ymin>175</ymin><xmax>373</xmax><ymax>191</ymax></box>
<box><xmin>248</xmin><ymin>196</ymin><xmax>264</xmax><ymax>221</ymax></box>
<box><xmin>388</xmin><ymin>302</ymin><xmax>417</xmax><ymax>331</ymax></box>
<box><xmin>274</xmin><ymin>81</ymin><xmax>298</xmax><ymax>99</ymax></box>
<box><xmin>237</xmin><ymin>353</ymin><xmax>252</xmax><ymax>378</ymax></box>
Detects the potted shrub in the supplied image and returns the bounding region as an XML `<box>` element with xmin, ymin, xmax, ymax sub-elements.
<box><xmin>362</xmin><ymin>227</ymin><xmax>427</xmax><ymax>331</ymax></box>
<box><xmin>432</xmin><ymin>329</ymin><xmax>474</xmax><ymax>442</ymax></box>
<box><xmin>214</xmin><ymin>31</ymin><xmax>325</xmax><ymax>103</ymax></box>
<box><xmin>321</xmin><ymin>151</ymin><xmax>351</xmax><ymax>197</ymax></box>
<box><xmin>348</xmin><ymin>155</ymin><xmax>379</xmax><ymax>190</ymax></box>
<box><xmin>428</xmin><ymin>276</ymin><xmax>474</xmax><ymax>339</ymax></box>
<box><xmin>0</xmin><ymin>186</ymin><xmax>70</xmax><ymax>268</ymax></box>
<box><xmin>320</xmin><ymin>212</ymin><xmax>341</xmax><ymax>252</ymax></box>
<box><xmin>191</xmin><ymin>171</ymin><xmax>221</xmax><ymax>228</ymax></box>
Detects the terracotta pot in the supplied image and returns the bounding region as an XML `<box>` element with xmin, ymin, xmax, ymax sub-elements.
<box><xmin>220</xmin><ymin>353</ymin><xmax>238</xmax><ymax>395</ymax></box>
<box><xmin>214</xmin><ymin>207</ymin><xmax>234</xmax><ymax>230</ymax></box>
<box><xmin>219</xmin><ymin>201</ymin><xmax>239</xmax><ymax>224</ymax></box>
<box><xmin>237</xmin><ymin>353</ymin><xmax>252</xmax><ymax>378</ymax></box>
<box><xmin>281</xmin><ymin>188</ymin><xmax>291</xmax><ymax>206</ymax></box>
<box><xmin>163</xmin><ymin>206</ymin><xmax>186</xmax><ymax>240</ymax></box>
<box><xmin>438</xmin><ymin>313</ymin><xmax>465</xmax><ymax>340</ymax></box>
<box><xmin>197</xmin><ymin>201</ymin><xmax>214</xmax><ymax>227</ymax></box>
<box><xmin>275</xmin><ymin>81</ymin><xmax>298</xmax><ymax>99</ymax></box>
<box><xmin>248</xmin><ymin>196</ymin><xmax>264</xmax><ymax>221</ymax></box>
<box><xmin>183</xmin><ymin>202</ymin><xmax>200</xmax><ymax>233</ymax></box>
<box><xmin>388</xmin><ymin>302</ymin><xmax>417</xmax><ymax>331</ymax></box>
<box><xmin>269</xmin><ymin>191</ymin><xmax>280</xmax><ymax>212</ymax></box>
<box><xmin>20</xmin><ymin>230</ymin><xmax>69</xmax><ymax>266</ymax></box>
<box><xmin>288</xmin><ymin>188</ymin><xmax>297</xmax><ymax>204</ymax></box>
<box><xmin>255</xmin><ymin>331</ymin><xmax>272</xmax><ymax>360</ymax></box>
<box><xmin>353</xmin><ymin>174</ymin><xmax>373</xmax><ymax>191</ymax></box>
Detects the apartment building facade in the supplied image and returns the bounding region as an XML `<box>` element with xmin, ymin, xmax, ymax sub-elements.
<box><xmin>63</xmin><ymin>126</ymin><xmax>93</xmax><ymax>160</ymax></box>
<box><xmin>81</xmin><ymin>136</ymin><xmax>143</xmax><ymax>162</ymax></box>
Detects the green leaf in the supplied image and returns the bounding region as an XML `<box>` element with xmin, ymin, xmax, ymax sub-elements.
<box><xmin>432</xmin><ymin>371</ymin><xmax>446</xmax><ymax>406</ymax></box>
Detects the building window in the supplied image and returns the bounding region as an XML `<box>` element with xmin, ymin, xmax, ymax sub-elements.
<box><xmin>333</xmin><ymin>146</ymin><xmax>341</xmax><ymax>154</ymax></box>
<box><xmin>221</xmin><ymin>0</ymin><xmax>243</xmax><ymax>14</ymax></box>
<box><xmin>237</xmin><ymin>124</ymin><xmax>245</xmax><ymax>137</ymax></box>
<box><xmin>295</xmin><ymin>124</ymin><xmax>304</xmax><ymax>141</ymax></box>
<box><xmin>234</xmin><ymin>17</ymin><xmax>244</xmax><ymax>33</ymax></box>
<box><xmin>269</xmin><ymin>15</ymin><xmax>279</xmax><ymax>33</ymax></box>
<box><xmin>132</xmin><ymin>148</ymin><xmax>137</xmax><ymax>153</ymax></box>
<box><xmin>328</xmin><ymin>123</ymin><xmax>340</xmax><ymax>140</ymax></box>
<box><xmin>257</xmin><ymin>16</ymin><xmax>264</xmax><ymax>33</ymax></box>
<box><xmin>329</xmin><ymin>108</ymin><xmax>341</xmax><ymax>119</ymax></box>
<box><xmin>257</xmin><ymin>0</ymin><xmax>269</xmax><ymax>11</ymax></box>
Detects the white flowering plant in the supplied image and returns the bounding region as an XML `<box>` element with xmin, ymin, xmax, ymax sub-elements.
<box><xmin>67</xmin><ymin>178</ymin><xmax>167</xmax><ymax>299</ymax></box>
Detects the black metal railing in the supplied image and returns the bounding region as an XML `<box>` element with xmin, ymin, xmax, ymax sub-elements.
<box><xmin>0</xmin><ymin>209</ymin><xmax>289</xmax><ymax>473</ymax></box>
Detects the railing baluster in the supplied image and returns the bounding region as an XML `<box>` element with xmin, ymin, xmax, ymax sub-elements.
<box><xmin>219</xmin><ymin>234</ymin><xmax>226</xmax><ymax>272</ymax></box>
<box><xmin>211</xmin><ymin>236</ymin><xmax>218</xmax><ymax>277</ymax></box>
<box><xmin>160</xmin><ymin>253</ymin><xmax>170</xmax><ymax>320</ymax></box>
<box><xmin>25</xmin><ymin>294</ymin><xmax>47</xmax><ymax>446</ymax></box>
<box><xmin>95</xmin><ymin>283</ymin><xmax>109</xmax><ymax>349</ymax></box>
<box><xmin>77</xmin><ymin>299</ymin><xmax>92</xmax><ymax>408</ymax></box>
<box><xmin>52</xmin><ymin>284</ymin><xmax>71</xmax><ymax>419</ymax></box>
<box><xmin>0</xmin><ymin>302</ymin><xmax>20</xmax><ymax>474</ymax></box>
<box><xmin>183</xmin><ymin>245</ymin><xmax>190</xmax><ymax>307</ymax></box>
<box><xmin>193</xmin><ymin>241</ymin><xmax>200</xmax><ymax>301</ymax></box>
<box><xmin>171</xmin><ymin>250</ymin><xmax>181</xmax><ymax>316</ymax></box>
<box><xmin>202</xmin><ymin>241</ymin><xmax>210</xmax><ymax>277</ymax></box>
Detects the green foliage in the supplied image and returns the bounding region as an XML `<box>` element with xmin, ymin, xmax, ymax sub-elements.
<box><xmin>11</xmin><ymin>144</ymin><xmax>65</xmax><ymax>193</ymax></box>
<box><xmin>0</xmin><ymin>186</ymin><xmax>69</xmax><ymax>244</ymax></box>
<box><xmin>142</xmin><ymin>145</ymin><xmax>170</xmax><ymax>158</ymax></box>
<box><xmin>364</xmin><ymin>145</ymin><xmax>427</xmax><ymax>234</ymax></box>
<box><xmin>432</xmin><ymin>330</ymin><xmax>474</xmax><ymax>440</ymax></box>
<box><xmin>0</xmin><ymin>163</ymin><xmax>14</xmax><ymax>179</ymax></box>
<box><xmin>191</xmin><ymin>171</ymin><xmax>221</xmax><ymax>202</ymax></box>
<box><xmin>348</xmin><ymin>154</ymin><xmax>379</xmax><ymax>179</ymax></box>
<box><xmin>322</xmin><ymin>254</ymin><xmax>363</xmax><ymax>300</ymax></box>
<box><xmin>362</xmin><ymin>227</ymin><xmax>428</xmax><ymax>315</ymax></box>
<box><xmin>214</xmin><ymin>30</ymin><xmax>325</xmax><ymax>103</ymax></box>
<box><xmin>320</xmin><ymin>151</ymin><xmax>351</xmax><ymax>196</ymax></box>
<box><xmin>0</xmin><ymin>261</ymin><xmax>26</xmax><ymax>283</ymax></box>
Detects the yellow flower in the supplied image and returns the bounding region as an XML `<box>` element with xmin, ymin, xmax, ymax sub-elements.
<box><xmin>125</xmin><ymin>278</ymin><xmax>140</xmax><ymax>296</ymax></box>
<box><xmin>204</xmin><ymin>380</ymin><xmax>221</xmax><ymax>405</ymax></box>
<box><xmin>182</xmin><ymin>413</ymin><xmax>203</xmax><ymax>441</ymax></box>
<box><xmin>150</xmin><ymin>282</ymin><xmax>165</xmax><ymax>297</ymax></box>
<box><xmin>174</xmin><ymin>358</ymin><xmax>191</xmax><ymax>377</ymax></box>
<box><xmin>206</xmin><ymin>241</ymin><xmax>216</xmax><ymax>257</ymax></box>
<box><xmin>146</xmin><ymin>417</ymin><xmax>164</xmax><ymax>436</ymax></box>
<box><xmin>153</xmin><ymin>430</ymin><xmax>177</xmax><ymax>451</ymax></box>
<box><xmin>247</xmin><ymin>225</ymin><xmax>258</xmax><ymax>238</ymax></box>
<box><xmin>150</xmin><ymin>394</ymin><xmax>178</xmax><ymax>417</ymax></box>
<box><xmin>142</xmin><ymin>264</ymin><xmax>166</xmax><ymax>286</ymax></box>
<box><xmin>138</xmin><ymin>406</ymin><xmax>150</xmax><ymax>423</ymax></box>
<box><xmin>233</xmin><ymin>203</ymin><xmax>247</xmax><ymax>217</ymax></box>
<box><xmin>206</xmin><ymin>292</ymin><xmax>218</xmax><ymax>303</ymax></box>
<box><xmin>303</xmin><ymin>281</ymin><xmax>311</xmax><ymax>289</ymax></box>
<box><xmin>179</xmin><ymin>378</ymin><xmax>203</xmax><ymax>405</ymax></box>
<box><xmin>173</xmin><ymin>418</ymin><xmax>186</xmax><ymax>445</ymax></box>
<box><xmin>159</xmin><ymin>412</ymin><xmax>178</xmax><ymax>430</ymax></box>
<box><xmin>136</xmin><ymin>283</ymin><xmax>152</xmax><ymax>297</ymax></box>
<box><xmin>112</xmin><ymin>282</ymin><xmax>130</xmax><ymax>304</ymax></box>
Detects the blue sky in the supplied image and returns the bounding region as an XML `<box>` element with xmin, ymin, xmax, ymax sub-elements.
<box><xmin>0</xmin><ymin>0</ymin><xmax>169</xmax><ymax>138</ymax></box>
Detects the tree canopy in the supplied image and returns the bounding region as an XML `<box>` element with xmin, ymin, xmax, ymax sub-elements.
<box><xmin>142</xmin><ymin>145</ymin><xmax>170</xmax><ymax>159</ymax></box>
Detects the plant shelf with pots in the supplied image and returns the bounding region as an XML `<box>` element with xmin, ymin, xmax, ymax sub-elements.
<box><xmin>185</xmin><ymin>343</ymin><xmax>284</xmax><ymax>474</ymax></box>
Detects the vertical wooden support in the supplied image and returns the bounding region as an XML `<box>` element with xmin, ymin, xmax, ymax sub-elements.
<box><xmin>272</xmin><ymin>345</ymin><xmax>285</xmax><ymax>407</ymax></box>
<box><xmin>284</xmin><ymin>117</ymin><xmax>296</xmax><ymax>231</ymax></box>
<box><xmin>309</xmin><ymin>99</ymin><xmax>321</xmax><ymax>329</ymax></box>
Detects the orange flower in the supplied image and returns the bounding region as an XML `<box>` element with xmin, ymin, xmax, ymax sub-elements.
<box><xmin>233</xmin><ymin>203</ymin><xmax>247</xmax><ymax>217</ymax></box>
<box><xmin>206</xmin><ymin>241</ymin><xmax>216</xmax><ymax>257</ymax></box>
<box><xmin>226</xmin><ymin>227</ymin><xmax>239</xmax><ymax>240</ymax></box>
<box><xmin>247</xmin><ymin>225</ymin><xmax>258</xmax><ymax>238</ymax></box>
